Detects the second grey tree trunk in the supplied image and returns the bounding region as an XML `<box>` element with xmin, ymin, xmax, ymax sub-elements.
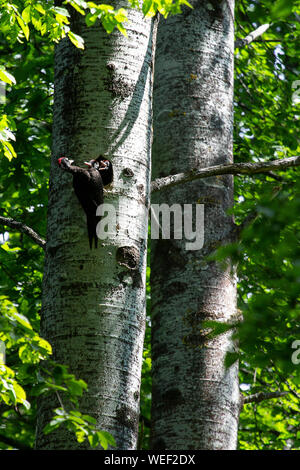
<box><xmin>151</xmin><ymin>1</ymin><xmax>240</xmax><ymax>449</ymax></box>
<box><xmin>36</xmin><ymin>6</ymin><xmax>156</xmax><ymax>449</ymax></box>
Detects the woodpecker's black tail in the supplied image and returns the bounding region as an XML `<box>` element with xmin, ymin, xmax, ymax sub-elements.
<box><xmin>87</xmin><ymin>215</ymin><xmax>100</xmax><ymax>249</ymax></box>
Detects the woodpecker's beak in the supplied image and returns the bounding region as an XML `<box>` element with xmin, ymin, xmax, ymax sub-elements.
<box><xmin>84</xmin><ymin>161</ymin><xmax>93</xmax><ymax>168</ymax></box>
<box><xmin>58</xmin><ymin>157</ymin><xmax>74</xmax><ymax>165</ymax></box>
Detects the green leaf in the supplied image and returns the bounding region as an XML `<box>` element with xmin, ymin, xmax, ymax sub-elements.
<box><xmin>81</xmin><ymin>414</ymin><xmax>96</xmax><ymax>425</ymax></box>
<box><xmin>33</xmin><ymin>4</ymin><xmax>45</xmax><ymax>15</ymax></box>
<box><xmin>95</xmin><ymin>4</ymin><xmax>114</xmax><ymax>13</ymax></box>
<box><xmin>88</xmin><ymin>432</ymin><xmax>100</xmax><ymax>447</ymax></box>
<box><xmin>52</xmin><ymin>365</ymin><xmax>65</xmax><ymax>383</ymax></box>
<box><xmin>85</xmin><ymin>12</ymin><xmax>98</xmax><ymax>26</ymax></box>
<box><xmin>117</xmin><ymin>23</ymin><xmax>128</xmax><ymax>37</ymax></box>
<box><xmin>17</xmin><ymin>15</ymin><xmax>30</xmax><ymax>40</ymax></box>
<box><xmin>2</xmin><ymin>141</ymin><xmax>17</xmax><ymax>160</ymax></box>
<box><xmin>101</xmin><ymin>16</ymin><xmax>115</xmax><ymax>34</ymax></box>
<box><xmin>115</xmin><ymin>8</ymin><xmax>128</xmax><ymax>23</ymax></box>
<box><xmin>97</xmin><ymin>430</ymin><xmax>116</xmax><ymax>449</ymax></box>
<box><xmin>270</xmin><ymin>0</ymin><xmax>294</xmax><ymax>19</ymax></box>
<box><xmin>142</xmin><ymin>0</ymin><xmax>154</xmax><ymax>17</ymax></box>
<box><xmin>10</xmin><ymin>312</ymin><xmax>33</xmax><ymax>330</ymax></box>
<box><xmin>36</xmin><ymin>337</ymin><xmax>52</xmax><ymax>356</ymax></box>
<box><xmin>181</xmin><ymin>0</ymin><xmax>193</xmax><ymax>8</ymax></box>
<box><xmin>53</xmin><ymin>7</ymin><xmax>70</xmax><ymax>17</ymax></box>
<box><xmin>0</xmin><ymin>128</ymin><xmax>16</xmax><ymax>142</ymax></box>
<box><xmin>22</xmin><ymin>6</ymin><xmax>31</xmax><ymax>23</ymax></box>
<box><xmin>225</xmin><ymin>351</ymin><xmax>239</xmax><ymax>368</ymax></box>
<box><xmin>43</xmin><ymin>420</ymin><xmax>63</xmax><ymax>435</ymax></box>
<box><xmin>0</xmin><ymin>68</ymin><xmax>16</xmax><ymax>85</ymax></box>
<box><xmin>66</xmin><ymin>0</ymin><xmax>87</xmax><ymax>15</ymax></box>
<box><xmin>68</xmin><ymin>379</ymin><xmax>87</xmax><ymax>396</ymax></box>
<box><xmin>68</xmin><ymin>31</ymin><xmax>85</xmax><ymax>49</ymax></box>
<box><xmin>201</xmin><ymin>320</ymin><xmax>235</xmax><ymax>339</ymax></box>
<box><xmin>13</xmin><ymin>382</ymin><xmax>27</xmax><ymax>402</ymax></box>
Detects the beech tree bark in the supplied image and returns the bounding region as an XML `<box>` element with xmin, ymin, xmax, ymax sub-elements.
<box><xmin>35</xmin><ymin>6</ymin><xmax>156</xmax><ymax>449</ymax></box>
<box><xmin>151</xmin><ymin>1</ymin><xmax>240</xmax><ymax>449</ymax></box>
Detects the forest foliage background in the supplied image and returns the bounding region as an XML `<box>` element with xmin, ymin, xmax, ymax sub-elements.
<box><xmin>0</xmin><ymin>0</ymin><xmax>299</xmax><ymax>450</ymax></box>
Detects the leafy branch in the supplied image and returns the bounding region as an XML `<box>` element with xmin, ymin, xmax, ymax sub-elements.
<box><xmin>0</xmin><ymin>0</ymin><xmax>193</xmax><ymax>161</ymax></box>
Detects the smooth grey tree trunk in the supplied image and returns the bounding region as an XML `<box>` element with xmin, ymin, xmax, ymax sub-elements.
<box><xmin>35</xmin><ymin>5</ymin><xmax>156</xmax><ymax>449</ymax></box>
<box><xmin>150</xmin><ymin>0</ymin><xmax>240</xmax><ymax>449</ymax></box>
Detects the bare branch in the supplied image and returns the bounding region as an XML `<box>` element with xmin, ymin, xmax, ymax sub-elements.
<box><xmin>242</xmin><ymin>391</ymin><xmax>288</xmax><ymax>406</ymax></box>
<box><xmin>151</xmin><ymin>156</ymin><xmax>300</xmax><ymax>193</ymax></box>
<box><xmin>235</xmin><ymin>23</ymin><xmax>270</xmax><ymax>48</ymax></box>
<box><xmin>0</xmin><ymin>216</ymin><xmax>46</xmax><ymax>249</ymax></box>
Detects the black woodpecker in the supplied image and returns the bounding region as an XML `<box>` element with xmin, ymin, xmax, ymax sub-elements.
<box><xmin>58</xmin><ymin>156</ymin><xmax>113</xmax><ymax>249</ymax></box>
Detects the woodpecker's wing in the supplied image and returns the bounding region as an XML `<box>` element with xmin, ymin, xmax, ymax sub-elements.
<box><xmin>72</xmin><ymin>168</ymin><xmax>103</xmax><ymax>214</ymax></box>
<box><xmin>72</xmin><ymin>168</ymin><xmax>104</xmax><ymax>248</ymax></box>
<box><xmin>59</xmin><ymin>161</ymin><xmax>104</xmax><ymax>248</ymax></box>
